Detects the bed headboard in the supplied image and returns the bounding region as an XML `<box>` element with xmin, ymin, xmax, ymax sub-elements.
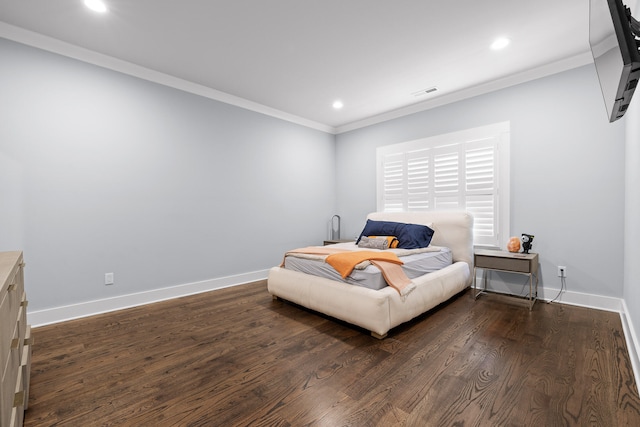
<box><xmin>366</xmin><ymin>211</ymin><xmax>474</xmax><ymax>268</ymax></box>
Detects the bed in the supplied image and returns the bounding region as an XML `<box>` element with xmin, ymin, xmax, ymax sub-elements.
<box><xmin>267</xmin><ymin>211</ymin><xmax>474</xmax><ymax>338</ymax></box>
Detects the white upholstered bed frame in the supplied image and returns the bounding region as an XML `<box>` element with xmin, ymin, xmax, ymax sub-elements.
<box><xmin>267</xmin><ymin>211</ymin><xmax>474</xmax><ymax>339</ymax></box>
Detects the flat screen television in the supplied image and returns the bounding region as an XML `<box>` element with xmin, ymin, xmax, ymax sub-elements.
<box><xmin>589</xmin><ymin>0</ymin><xmax>640</xmax><ymax>122</ymax></box>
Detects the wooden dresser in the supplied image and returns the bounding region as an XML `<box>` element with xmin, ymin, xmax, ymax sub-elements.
<box><xmin>0</xmin><ymin>251</ymin><xmax>31</xmax><ymax>427</ymax></box>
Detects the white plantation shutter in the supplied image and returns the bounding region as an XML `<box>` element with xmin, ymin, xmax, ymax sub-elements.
<box><xmin>465</xmin><ymin>140</ymin><xmax>497</xmax><ymax>242</ymax></box>
<box><xmin>406</xmin><ymin>149</ymin><xmax>430</xmax><ymax>211</ymax></box>
<box><xmin>433</xmin><ymin>146</ymin><xmax>461</xmax><ymax>210</ymax></box>
<box><xmin>377</xmin><ymin>122</ymin><xmax>509</xmax><ymax>247</ymax></box>
<box><xmin>381</xmin><ymin>152</ymin><xmax>404</xmax><ymax>212</ymax></box>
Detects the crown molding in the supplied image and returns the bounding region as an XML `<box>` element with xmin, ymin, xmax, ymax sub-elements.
<box><xmin>335</xmin><ymin>52</ymin><xmax>593</xmax><ymax>134</ymax></box>
<box><xmin>0</xmin><ymin>22</ymin><xmax>336</xmax><ymax>134</ymax></box>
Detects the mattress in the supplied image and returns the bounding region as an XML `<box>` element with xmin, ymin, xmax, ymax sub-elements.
<box><xmin>283</xmin><ymin>243</ymin><xmax>453</xmax><ymax>290</ymax></box>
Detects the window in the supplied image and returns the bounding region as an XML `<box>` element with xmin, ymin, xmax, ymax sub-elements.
<box><xmin>376</xmin><ymin>122</ymin><xmax>510</xmax><ymax>247</ymax></box>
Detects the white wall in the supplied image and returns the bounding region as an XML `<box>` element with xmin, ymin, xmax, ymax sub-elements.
<box><xmin>623</xmin><ymin>0</ymin><xmax>640</xmax><ymax>381</ymax></box>
<box><xmin>336</xmin><ymin>64</ymin><xmax>626</xmax><ymax>300</ymax></box>
<box><xmin>0</xmin><ymin>38</ymin><xmax>336</xmax><ymax>312</ymax></box>
<box><xmin>0</xmin><ymin>26</ymin><xmax>635</xmax><ymax>325</ymax></box>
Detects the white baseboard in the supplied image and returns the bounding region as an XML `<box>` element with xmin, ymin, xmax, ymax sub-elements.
<box><xmin>475</xmin><ymin>281</ymin><xmax>624</xmax><ymax>312</ymax></box>
<box><xmin>537</xmin><ymin>286</ymin><xmax>623</xmax><ymax>312</ymax></box>
<box><xmin>28</xmin><ymin>269</ymin><xmax>269</xmax><ymax>327</ymax></box>
<box><xmin>621</xmin><ymin>299</ymin><xmax>640</xmax><ymax>394</ymax></box>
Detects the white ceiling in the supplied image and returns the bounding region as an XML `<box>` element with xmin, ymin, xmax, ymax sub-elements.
<box><xmin>0</xmin><ymin>0</ymin><xmax>595</xmax><ymax>133</ymax></box>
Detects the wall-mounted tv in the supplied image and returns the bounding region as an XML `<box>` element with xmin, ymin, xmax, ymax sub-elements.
<box><xmin>589</xmin><ymin>0</ymin><xmax>640</xmax><ymax>122</ymax></box>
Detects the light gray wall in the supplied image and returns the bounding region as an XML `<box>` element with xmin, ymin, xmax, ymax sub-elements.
<box><xmin>0</xmin><ymin>151</ymin><xmax>24</xmax><ymax>249</ymax></box>
<box><xmin>625</xmin><ymin>84</ymin><xmax>640</xmax><ymax>363</ymax></box>
<box><xmin>0</xmin><ymin>38</ymin><xmax>336</xmax><ymax>311</ymax></box>
<box><xmin>1</xmin><ymin>33</ymin><xmax>633</xmax><ymax>313</ymax></box>
<box><xmin>623</xmin><ymin>0</ymin><xmax>640</xmax><ymax>357</ymax></box>
<box><xmin>335</xmin><ymin>64</ymin><xmax>626</xmax><ymax>298</ymax></box>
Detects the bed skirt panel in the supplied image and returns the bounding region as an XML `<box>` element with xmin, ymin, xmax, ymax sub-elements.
<box><xmin>268</xmin><ymin>261</ymin><xmax>470</xmax><ymax>337</ymax></box>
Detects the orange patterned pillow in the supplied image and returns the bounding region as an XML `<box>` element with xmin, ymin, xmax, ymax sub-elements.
<box><xmin>368</xmin><ymin>236</ymin><xmax>399</xmax><ymax>248</ymax></box>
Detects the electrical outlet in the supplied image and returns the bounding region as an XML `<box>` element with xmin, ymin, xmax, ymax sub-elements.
<box><xmin>105</xmin><ymin>272</ymin><xmax>114</xmax><ymax>285</ymax></box>
<box><xmin>557</xmin><ymin>266</ymin><xmax>566</xmax><ymax>278</ymax></box>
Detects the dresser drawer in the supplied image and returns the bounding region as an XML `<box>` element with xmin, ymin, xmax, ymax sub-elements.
<box><xmin>16</xmin><ymin>306</ymin><xmax>25</xmax><ymax>362</ymax></box>
<box><xmin>8</xmin><ymin>370</ymin><xmax>24</xmax><ymax>427</ymax></box>
<box><xmin>2</xmin><ymin>322</ymin><xmax>21</xmax><ymax>384</ymax></box>
<box><xmin>1</xmin><ymin>351</ymin><xmax>21</xmax><ymax>427</ymax></box>
<box><xmin>20</xmin><ymin>326</ymin><xmax>32</xmax><ymax>412</ymax></box>
<box><xmin>0</xmin><ymin>292</ymin><xmax>10</xmax><ymax>380</ymax></box>
<box><xmin>0</xmin><ymin>261</ymin><xmax>23</xmax><ymax>298</ymax></box>
<box><xmin>0</xmin><ymin>377</ymin><xmax>9</xmax><ymax>427</ymax></box>
<box><xmin>0</xmin><ymin>279</ymin><xmax>21</xmax><ymax>345</ymax></box>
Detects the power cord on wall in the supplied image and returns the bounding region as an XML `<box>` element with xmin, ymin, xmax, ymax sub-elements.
<box><xmin>547</xmin><ymin>276</ymin><xmax>566</xmax><ymax>304</ymax></box>
<box><xmin>481</xmin><ymin>271</ymin><xmax>563</xmax><ymax>303</ymax></box>
<box><xmin>518</xmin><ymin>275</ymin><xmax>533</xmax><ymax>299</ymax></box>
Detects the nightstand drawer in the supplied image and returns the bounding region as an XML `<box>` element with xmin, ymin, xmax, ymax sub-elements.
<box><xmin>475</xmin><ymin>255</ymin><xmax>531</xmax><ymax>273</ymax></box>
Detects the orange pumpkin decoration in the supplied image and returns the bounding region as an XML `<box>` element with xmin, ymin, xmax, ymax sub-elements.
<box><xmin>507</xmin><ymin>236</ymin><xmax>521</xmax><ymax>253</ymax></box>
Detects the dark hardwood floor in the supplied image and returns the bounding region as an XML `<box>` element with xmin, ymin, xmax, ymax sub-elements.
<box><xmin>24</xmin><ymin>281</ymin><xmax>640</xmax><ymax>426</ymax></box>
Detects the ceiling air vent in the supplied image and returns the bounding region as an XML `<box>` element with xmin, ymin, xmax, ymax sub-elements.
<box><xmin>412</xmin><ymin>87</ymin><xmax>438</xmax><ymax>97</ymax></box>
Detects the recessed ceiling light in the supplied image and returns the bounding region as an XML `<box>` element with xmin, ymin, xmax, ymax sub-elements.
<box><xmin>84</xmin><ymin>0</ymin><xmax>108</xmax><ymax>13</ymax></box>
<box><xmin>490</xmin><ymin>37</ymin><xmax>510</xmax><ymax>50</ymax></box>
<box><xmin>332</xmin><ymin>100</ymin><xmax>344</xmax><ymax>109</ymax></box>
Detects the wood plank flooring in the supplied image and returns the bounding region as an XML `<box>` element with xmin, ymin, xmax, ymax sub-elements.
<box><xmin>23</xmin><ymin>281</ymin><xmax>640</xmax><ymax>426</ymax></box>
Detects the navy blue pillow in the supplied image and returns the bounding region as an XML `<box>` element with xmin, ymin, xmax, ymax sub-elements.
<box><xmin>356</xmin><ymin>220</ymin><xmax>434</xmax><ymax>249</ymax></box>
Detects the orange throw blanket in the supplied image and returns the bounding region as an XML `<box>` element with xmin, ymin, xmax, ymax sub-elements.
<box><xmin>283</xmin><ymin>247</ymin><xmax>415</xmax><ymax>297</ymax></box>
<box><xmin>325</xmin><ymin>251</ymin><xmax>402</xmax><ymax>278</ymax></box>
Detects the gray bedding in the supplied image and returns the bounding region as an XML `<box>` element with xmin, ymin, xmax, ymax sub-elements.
<box><xmin>283</xmin><ymin>245</ymin><xmax>453</xmax><ymax>290</ymax></box>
